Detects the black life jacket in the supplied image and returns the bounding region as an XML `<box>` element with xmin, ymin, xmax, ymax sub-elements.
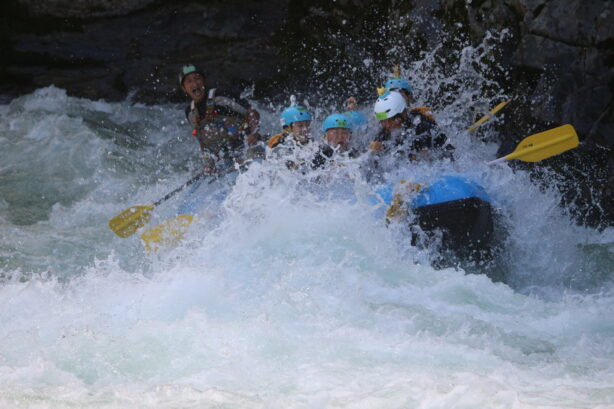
<box><xmin>185</xmin><ymin>88</ymin><xmax>249</xmax><ymax>155</ymax></box>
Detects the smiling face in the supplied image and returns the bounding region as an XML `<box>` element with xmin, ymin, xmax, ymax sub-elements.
<box><xmin>291</xmin><ymin>120</ymin><xmax>311</xmax><ymax>144</ymax></box>
<box><xmin>181</xmin><ymin>72</ymin><xmax>206</xmax><ymax>102</ymax></box>
<box><xmin>325</xmin><ymin>128</ymin><xmax>351</xmax><ymax>150</ymax></box>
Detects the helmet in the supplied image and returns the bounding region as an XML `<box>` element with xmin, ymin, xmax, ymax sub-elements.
<box><xmin>322</xmin><ymin>113</ymin><xmax>350</xmax><ymax>131</ymax></box>
<box><xmin>374</xmin><ymin>91</ymin><xmax>407</xmax><ymax>121</ymax></box>
<box><xmin>342</xmin><ymin>110</ymin><xmax>367</xmax><ymax>128</ymax></box>
<box><xmin>385</xmin><ymin>77</ymin><xmax>412</xmax><ymax>93</ymax></box>
<box><xmin>280</xmin><ymin>105</ymin><xmax>312</xmax><ymax>128</ymax></box>
<box><xmin>179</xmin><ymin>64</ymin><xmax>205</xmax><ymax>86</ymax></box>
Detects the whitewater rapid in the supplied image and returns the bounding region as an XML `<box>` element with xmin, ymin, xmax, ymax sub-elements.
<box><xmin>0</xmin><ymin>84</ymin><xmax>613</xmax><ymax>408</ymax></box>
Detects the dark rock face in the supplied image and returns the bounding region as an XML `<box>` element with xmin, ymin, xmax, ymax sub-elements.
<box><xmin>1</xmin><ymin>0</ymin><xmax>612</xmax><ymax>227</ymax></box>
<box><xmin>452</xmin><ymin>0</ymin><xmax>614</xmax><ymax>228</ymax></box>
<box><xmin>1</xmin><ymin>0</ymin><xmax>289</xmax><ymax>103</ymax></box>
<box><xmin>16</xmin><ymin>0</ymin><xmax>157</xmax><ymax>18</ymax></box>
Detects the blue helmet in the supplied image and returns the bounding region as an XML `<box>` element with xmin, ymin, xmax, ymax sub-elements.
<box><xmin>322</xmin><ymin>113</ymin><xmax>351</xmax><ymax>131</ymax></box>
<box><xmin>280</xmin><ymin>105</ymin><xmax>312</xmax><ymax>128</ymax></box>
<box><xmin>342</xmin><ymin>110</ymin><xmax>367</xmax><ymax>128</ymax></box>
<box><xmin>385</xmin><ymin>77</ymin><xmax>412</xmax><ymax>93</ymax></box>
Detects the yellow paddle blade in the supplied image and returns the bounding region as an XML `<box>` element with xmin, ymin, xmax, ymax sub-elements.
<box><xmin>108</xmin><ymin>205</ymin><xmax>154</xmax><ymax>238</ymax></box>
<box><xmin>467</xmin><ymin>100</ymin><xmax>511</xmax><ymax>133</ymax></box>
<box><xmin>140</xmin><ymin>215</ymin><xmax>194</xmax><ymax>252</ymax></box>
<box><xmin>505</xmin><ymin>124</ymin><xmax>579</xmax><ymax>162</ymax></box>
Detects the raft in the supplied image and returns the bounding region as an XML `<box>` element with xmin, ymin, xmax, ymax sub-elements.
<box><xmin>176</xmin><ymin>172</ymin><xmax>233</xmax><ymax>216</ymax></box>
<box><xmin>378</xmin><ymin>175</ymin><xmax>499</xmax><ymax>266</ymax></box>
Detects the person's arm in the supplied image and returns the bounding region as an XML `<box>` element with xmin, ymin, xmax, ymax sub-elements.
<box><xmin>201</xmin><ymin>151</ymin><xmax>217</xmax><ymax>174</ymax></box>
<box><xmin>437</xmin><ymin>133</ymin><xmax>455</xmax><ymax>161</ymax></box>
<box><xmin>214</xmin><ymin>95</ymin><xmax>248</xmax><ymax>116</ymax></box>
<box><xmin>345</xmin><ymin>96</ymin><xmax>358</xmax><ymax>111</ymax></box>
<box><xmin>370</xmin><ymin>129</ymin><xmax>390</xmax><ymax>152</ymax></box>
<box><xmin>246</xmin><ymin>108</ymin><xmax>261</xmax><ymax>145</ymax></box>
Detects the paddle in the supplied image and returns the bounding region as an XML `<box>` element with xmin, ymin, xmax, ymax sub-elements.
<box><xmin>487</xmin><ymin>124</ymin><xmax>578</xmax><ymax>165</ymax></box>
<box><xmin>139</xmin><ymin>168</ymin><xmax>237</xmax><ymax>250</ymax></box>
<box><xmin>140</xmin><ymin>214</ymin><xmax>194</xmax><ymax>251</ymax></box>
<box><xmin>108</xmin><ymin>172</ymin><xmax>208</xmax><ymax>238</ymax></box>
<box><xmin>467</xmin><ymin>100</ymin><xmax>511</xmax><ymax>133</ymax></box>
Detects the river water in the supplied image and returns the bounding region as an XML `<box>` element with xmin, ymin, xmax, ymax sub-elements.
<box><xmin>1</xmin><ymin>66</ymin><xmax>613</xmax><ymax>408</ymax></box>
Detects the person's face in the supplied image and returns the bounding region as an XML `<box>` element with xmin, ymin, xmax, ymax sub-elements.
<box><xmin>291</xmin><ymin>120</ymin><xmax>311</xmax><ymax>143</ymax></box>
<box><xmin>380</xmin><ymin>116</ymin><xmax>403</xmax><ymax>132</ymax></box>
<box><xmin>325</xmin><ymin>128</ymin><xmax>351</xmax><ymax>150</ymax></box>
<box><xmin>181</xmin><ymin>72</ymin><xmax>206</xmax><ymax>102</ymax></box>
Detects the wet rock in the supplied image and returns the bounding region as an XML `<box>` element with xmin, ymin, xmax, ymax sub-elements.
<box><xmin>526</xmin><ymin>0</ymin><xmax>608</xmax><ymax>46</ymax></box>
<box><xmin>2</xmin><ymin>1</ymin><xmax>289</xmax><ymax>103</ymax></box>
<box><xmin>16</xmin><ymin>0</ymin><xmax>157</xmax><ymax>18</ymax></box>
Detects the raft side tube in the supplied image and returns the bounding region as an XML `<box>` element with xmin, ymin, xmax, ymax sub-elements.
<box><xmin>411</xmin><ymin>175</ymin><xmax>491</xmax><ymax>209</ymax></box>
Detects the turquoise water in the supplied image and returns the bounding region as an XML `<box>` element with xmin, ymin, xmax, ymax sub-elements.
<box><xmin>0</xmin><ymin>82</ymin><xmax>613</xmax><ymax>408</ymax></box>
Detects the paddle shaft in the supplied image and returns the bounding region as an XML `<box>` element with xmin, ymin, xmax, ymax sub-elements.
<box><xmin>468</xmin><ymin>100</ymin><xmax>510</xmax><ymax>133</ymax></box>
<box><xmin>487</xmin><ymin>157</ymin><xmax>507</xmax><ymax>166</ymax></box>
<box><xmin>152</xmin><ymin>172</ymin><xmax>207</xmax><ymax>207</ymax></box>
<box><xmin>152</xmin><ymin>165</ymin><xmax>238</xmax><ymax>207</ymax></box>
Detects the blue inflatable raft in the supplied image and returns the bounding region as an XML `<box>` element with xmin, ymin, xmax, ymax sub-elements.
<box><xmin>378</xmin><ymin>175</ymin><xmax>498</xmax><ymax>266</ymax></box>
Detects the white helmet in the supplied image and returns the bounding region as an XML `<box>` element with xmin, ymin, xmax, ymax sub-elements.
<box><xmin>374</xmin><ymin>90</ymin><xmax>406</xmax><ymax>121</ymax></box>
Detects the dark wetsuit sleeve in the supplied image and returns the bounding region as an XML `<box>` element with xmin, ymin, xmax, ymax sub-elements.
<box><xmin>193</xmin><ymin>89</ymin><xmax>250</xmax><ymax>118</ymax></box>
<box><xmin>434</xmin><ymin>132</ymin><xmax>455</xmax><ymax>152</ymax></box>
<box><xmin>433</xmin><ymin>132</ymin><xmax>447</xmax><ymax>148</ymax></box>
<box><xmin>410</xmin><ymin>132</ymin><xmax>455</xmax><ymax>152</ymax></box>
<box><xmin>432</xmin><ymin>131</ymin><xmax>455</xmax><ymax>160</ymax></box>
<box><xmin>311</xmin><ymin>145</ymin><xmax>335</xmax><ymax>169</ymax></box>
<box><xmin>410</xmin><ymin>114</ymin><xmax>454</xmax><ymax>151</ymax></box>
<box><xmin>374</xmin><ymin>128</ymin><xmax>390</xmax><ymax>143</ymax></box>
<box><xmin>410</xmin><ymin>134</ymin><xmax>432</xmax><ymax>151</ymax></box>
